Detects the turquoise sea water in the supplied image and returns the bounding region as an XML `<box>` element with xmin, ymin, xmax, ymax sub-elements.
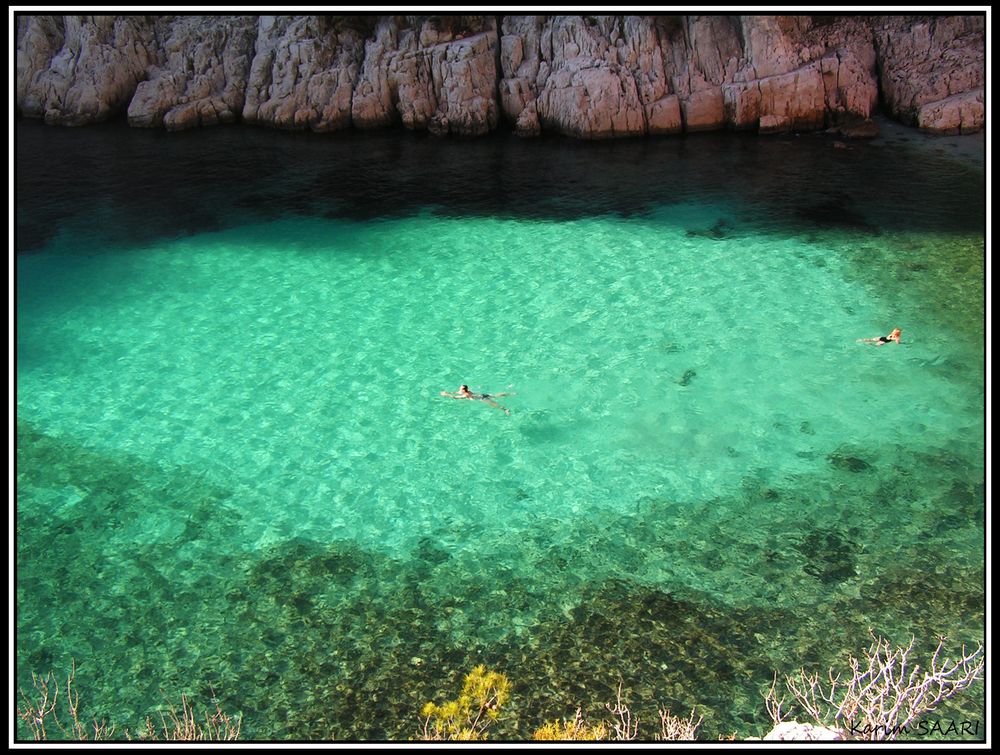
<box><xmin>16</xmin><ymin>120</ymin><xmax>985</xmax><ymax>740</ymax></box>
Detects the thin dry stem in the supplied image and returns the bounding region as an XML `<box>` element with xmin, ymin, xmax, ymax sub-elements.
<box><xmin>765</xmin><ymin>630</ymin><xmax>984</xmax><ymax>741</ymax></box>
<box><xmin>657</xmin><ymin>707</ymin><xmax>703</xmax><ymax>741</ymax></box>
<box><xmin>605</xmin><ymin>682</ymin><xmax>638</xmax><ymax>740</ymax></box>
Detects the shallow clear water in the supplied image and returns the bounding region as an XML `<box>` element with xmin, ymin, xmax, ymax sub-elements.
<box><xmin>16</xmin><ymin>119</ymin><xmax>985</xmax><ymax>740</ymax></box>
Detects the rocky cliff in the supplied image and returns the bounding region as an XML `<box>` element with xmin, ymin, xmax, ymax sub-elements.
<box><xmin>15</xmin><ymin>14</ymin><xmax>985</xmax><ymax>137</ymax></box>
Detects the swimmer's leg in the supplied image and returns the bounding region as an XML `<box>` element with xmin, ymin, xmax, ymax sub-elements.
<box><xmin>483</xmin><ymin>399</ymin><xmax>510</xmax><ymax>415</ymax></box>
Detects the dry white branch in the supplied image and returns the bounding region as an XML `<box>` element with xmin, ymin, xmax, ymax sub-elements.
<box><xmin>605</xmin><ymin>682</ymin><xmax>639</xmax><ymax>740</ymax></box>
<box><xmin>765</xmin><ymin>630</ymin><xmax>984</xmax><ymax>741</ymax></box>
<box><xmin>656</xmin><ymin>707</ymin><xmax>703</xmax><ymax>740</ymax></box>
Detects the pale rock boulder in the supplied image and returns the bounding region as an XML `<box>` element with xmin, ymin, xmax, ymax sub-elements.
<box><xmin>726</xmin><ymin>17</ymin><xmax>877</xmax><ymax>132</ymax></box>
<box><xmin>646</xmin><ymin>95</ymin><xmax>682</xmax><ymax>135</ymax></box>
<box><xmin>758</xmin><ymin>65</ymin><xmax>826</xmax><ymax>130</ymax></box>
<box><xmin>874</xmin><ymin>15</ymin><xmax>984</xmax><ymax>131</ymax></box>
<box><xmin>795</xmin><ymin>17</ymin><xmax>879</xmax><ymax>123</ymax></box>
<box><xmin>128</xmin><ymin>15</ymin><xmax>256</xmax><ymax>130</ymax></box>
<box><xmin>536</xmin><ymin>58</ymin><xmax>646</xmax><ymax>138</ymax></box>
<box><xmin>502</xmin><ymin>15</ymin><xmax>678</xmax><ymax>138</ymax></box>
<box><xmin>501</xmin><ymin>15</ymin><xmax>596</xmax><ymax>136</ymax></box>
<box><xmin>740</xmin><ymin>15</ymin><xmax>814</xmax><ymax>79</ymax></box>
<box><xmin>917</xmin><ymin>88</ymin><xmax>984</xmax><ymax>134</ymax></box>
<box><xmin>351</xmin><ymin>17</ymin><xmax>401</xmax><ymax>129</ymax></box>
<box><xmin>390</xmin><ymin>29</ymin><xmax>441</xmax><ymax>131</ymax></box>
<box><xmin>750</xmin><ymin>58</ymin><xmax>868</xmax><ymax>133</ymax></box>
<box><xmin>609</xmin><ymin>16</ymin><xmax>680</xmax><ymax>134</ymax></box>
<box><xmin>16</xmin><ymin>15</ymin><xmax>154</xmax><ymax>126</ymax></box>
<box><xmin>758</xmin><ymin>114</ymin><xmax>790</xmax><ymax>134</ymax></box>
<box><xmin>722</xmin><ymin>81</ymin><xmax>760</xmax><ymax>130</ymax></box>
<box><xmin>662</xmin><ymin>15</ymin><xmax>743</xmax><ymax>99</ymax></box>
<box><xmin>613</xmin><ymin>16</ymin><xmax>670</xmax><ymax>107</ymax></box>
<box><xmin>16</xmin><ymin>16</ymin><xmax>65</xmax><ymax>115</ymax></box>
<box><xmin>15</xmin><ymin>13</ymin><xmax>986</xmax><ymax>138</ymax></box>
<box><xmin>660</xmin><ymin>16</ymin><xmax>741</xmax><ymax>132</ymax></box>
<box><xmin>522</xmin><ymin>15</ymin><xmax>646</xmax><ymax>137</ymax></box>
<box><xmin>242</xmin><ymin>15</ymin><xmax>366</xmax><ymax>131</ymax></box>
<box><xmin>818</xmin><ymin>49</ymin><xmax>878</xmax><ymax>124</ymax></box>
<box><xmin>514</xmin><ymin>101</ymin><xmax>541</xmax><ymax>137</ymax></box>
<box><xmin>498</xmin><ymin>15</ymin><xmax>545</xmax><ymax>128</ymax></box>
<box><xmin>422</xmin><ymin>28</ymin><xmax>500</xmax><ymax>136</ymax></box>
<box><xmin>352</xmin><ymin>16</ymin><xmax>499</xmax><ymax>136</ymax></box>
<box><xmin>681</xmin><ymin>87</ymin><xmax>725</xmax><ymax>131</ymax></box>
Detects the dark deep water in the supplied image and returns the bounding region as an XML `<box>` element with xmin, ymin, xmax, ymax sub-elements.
<box><xmin>16</xmin><ymin>116</ymin><xmax>985</xmax><ymax>253</ymax></box>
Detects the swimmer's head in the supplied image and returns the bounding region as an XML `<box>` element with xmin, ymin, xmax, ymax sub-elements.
<box><xmin>890</xmin><ymin>328</ymin><xmax>902</xmax><ymax>339</ymax></box>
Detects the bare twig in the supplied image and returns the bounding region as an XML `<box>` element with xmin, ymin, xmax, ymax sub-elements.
<box><xmin>765</xmin><ymin>631</ymin><xmax>984</xmax><ymax>741</ymax></box>
<box><xmin>16</xmin><ymin>672</ymin><xmax>59</xmax><ymax>740</ymax></box>
<box><xmin>656</xmin><ymin>707</ymin><xmax>703</xmax><ymax>740</ymax></box>
<box><xmin>605</xmin><ymin>682</ymin><xmax>638</xmax><ymax>740</ymax></box>
<box><xmin>17</xmin><ymin>662</ymin><xmax>238</xmax><ymax>742</ymax></box>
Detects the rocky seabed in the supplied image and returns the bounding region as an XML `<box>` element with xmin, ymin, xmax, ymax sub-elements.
<box><xmin>16</xmin><ymin>14</ymin><xmax>984</xmax><ymax>138</ymax></box>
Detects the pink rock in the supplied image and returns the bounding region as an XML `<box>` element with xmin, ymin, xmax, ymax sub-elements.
<box><xmin>14</xmin><ymin>13</ymin><xmax>985</xmax><ymax>137</ymax></box>
<box><xmin>682</xmin><ymin>87</ymin><xmax>725</xmax><ymax>131</ymax></box>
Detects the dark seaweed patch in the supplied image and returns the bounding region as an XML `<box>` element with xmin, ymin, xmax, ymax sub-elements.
<box><xmin>677</xmin><ymin>369</ymin><xmax>698</xmax><ymax>386</ymax></box>
<box><xmin>827</xmin><ymin>452</ymin><xmax>871</xmax><ymax>472</ymax></box>
<box><xmin>795</xmin><ymin>529</ymin><xmax>857</xmax><ymax>585</ymax></box>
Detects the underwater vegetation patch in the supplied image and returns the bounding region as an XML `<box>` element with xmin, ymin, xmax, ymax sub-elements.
<box><xmin>792</xmin><ymin>528</ymin><xmax>858</xmax><ymax>585</ymax></box>
<box><xmin>16</xmin><ymin>418</ymin><xmax>984</xmax><ymax>740</ymax></box>
<box><xmin>677</xmin><ymin>368</ymin><xmax>698</xmax><ymax>386</ymax></box>
<box><xmin>827</xmin><ymin>449</ymin><xmax>872</xmax><ymax>473</ymax></box>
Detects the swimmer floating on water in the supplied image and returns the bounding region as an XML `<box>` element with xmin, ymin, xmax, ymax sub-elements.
<box><xmin>857</xmin><ymin>327</ymin><xmax>902</xmax><ymax>346</ymax></box>
<box><xmin>440</xmin><ymin>384</ymin><xmax>515</xmax><ymax>415</ymax></box>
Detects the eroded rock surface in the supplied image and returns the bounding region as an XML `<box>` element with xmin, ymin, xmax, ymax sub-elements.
<box><xmin>16</xmin><ymin>13</ymin><xmax>985</xmax><ymax>137</ymax></box>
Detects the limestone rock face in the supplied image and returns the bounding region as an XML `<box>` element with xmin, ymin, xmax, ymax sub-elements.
<box><xmin>352</xmin><ymin>15</ymin><xmax>499</xmax><ymax>136</ymax></box>
<box><xmin>740</xmin><ymin>15</ymin><xmax>815</xmax><ymax>79</ymax></box>
<box><xmin>682</xmin><ymin>87</ymin><xmax>725</xmax><ymax>132</ymax></box>
<box><xmin>535</xmin><ymin>58</ymin><xmax>647</xmax><ymax>138</ymax></box>
<box><xmin>503</xmin><ymin>15</ymin><xmax>668</xmax><ymax>138</ymax></box>
<box><xmin>17</xmin><ymin>15</ymin><xmax>155</xmax><ymax>125</ymax></box>
<box><xmin>128</xmin><ymin>15</ymin><xmax>257</xmax><ymax>130</ymax></box>
<box><xmin>14</xmin><ymin>13</ymin><xmax>985</xmax><ymax>138</ymax></box>
<box><xmin>916</xmin><ymin>88</ymin><xmax>984</xmax><ymax>135</ymax></box>
<box><xmin>874</xmin><ymin>15</ymin><xmax>985</xmax><ymax>133</ymax></box>
<box><xmin>242</xmin><ymin>15</ymin><xmax>366</xmax><ymax>132</ymax></box>
<box><xmin>498</xmin><ymin>14</ymin><xmax>881</xmax><ymax>138</ymax></box>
